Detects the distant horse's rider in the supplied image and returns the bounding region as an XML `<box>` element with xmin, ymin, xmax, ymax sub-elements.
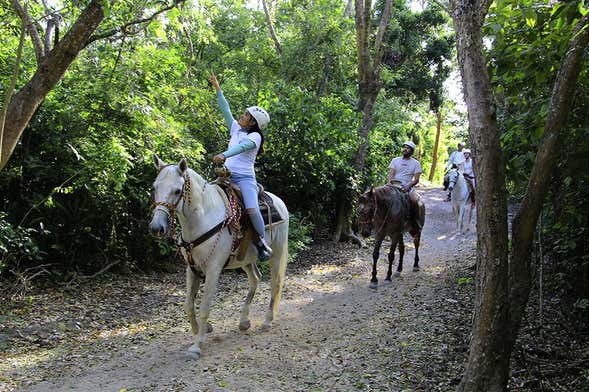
<box><xmin>444</xmin><ymin>141</ymin><xmax>466</xmax><ymax>201</ymax></box>
<box><xmin>463</xmin><ymin>148</ymin><xmax>475</xmax><ymax>206</ymax></box>
<box><xmin>387</xmin><ymin>141</ymin><xmax>425</xmax><ymax>230</ymax></box>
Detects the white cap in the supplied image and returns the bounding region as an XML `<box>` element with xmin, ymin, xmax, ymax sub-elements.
<box><xmin>402</xmin><ymin>141</ymin><xmax>416</xmax><ymax>151</ymax></box>
<box><xmin>247</xmin><ymin>106</ymin><xmax>270</xmax><ymax>130</ymax></box>
<box><xmin>463</xmin><ymin>149</ymin><xmax>471</xmax><ymax>154</ymax></box>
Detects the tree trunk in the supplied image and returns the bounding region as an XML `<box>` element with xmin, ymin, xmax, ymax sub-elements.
<box><xmin>332</xmin><ymin>0</ymin><xmax>393</xmax><ymax>242</ymax></box>
<box><xmin>451</xmin><ymin>1</ymin><xmax>511</xmax><ymax>391</ymax></box>
<box><xmin>428</xmin><ymin>110</ymin><xmax>442</xmax><ymax>182</ymax></box>
<box><xmin>508</xmin><ymin>14</ymin><xmax>589</xmax><ymax>347</ymax></box>
<box><xmin>1</xmin><ymin>0</ymin><xmax>105</xmax><ymax>170</ymax></box>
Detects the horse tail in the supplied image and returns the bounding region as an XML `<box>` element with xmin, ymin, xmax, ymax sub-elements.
<box><xmin>268</xmin><ymin>194</ymin><xmax>289</xmax><ymax>320</ymax></box>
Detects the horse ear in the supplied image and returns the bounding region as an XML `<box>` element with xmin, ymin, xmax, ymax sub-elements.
<box><xmin>366</xmin><ymin>186</ymin><xmax>373</xmax><ymax>194</ymax></box>
<box><xmin>178</xmin><ymin>158</ymin><xmax>188</xmax><ymax>174</ymax></box>
<box><xmin>153</xmin><ymin>154</ymin><xmax>166</xmax><ymax>171</ymax></box>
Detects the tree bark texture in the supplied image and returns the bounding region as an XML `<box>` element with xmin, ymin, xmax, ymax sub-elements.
<box><xmin>428</xmin><ymin>110</ymin><xmax>442</xmax><ymax>182</ymax></box>
<box><xmin>508</xmin><ymin>15</ymin><xmax>589</xmax><ymax>345</ymax></box>
<box><xmin>451</xmin><ymin>1</ymin><xmax>511</xmax><ymax>391</ymax></box>
<box><xmin>1</xmin><ymin>0</ymin><xmax>105</xmax><ymax>170</ymax></box>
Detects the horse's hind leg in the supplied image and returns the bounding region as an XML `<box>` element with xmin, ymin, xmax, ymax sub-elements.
<box><xmin>370</xmin><ymin>237</ymin><xmax>384</xmax><ymax>289</ymax></box>
<box><xmin>239</xmin><ymin>263</ymin><xmax>260</xmax><ymax>331</ymax></box>
<box><xmin>384</xmin><ymin>237</ymin><xmax>398</xmax><ymax>284</ymax></box>
<box><xmin>262</xmin><ymin>240</ymin><xmax>288</xmax><ymax>331</ymax></box>
<box><xmin>412</xmin><ymin>232</ymin><xmax>421</xmax><ymax>272</ymax></box>
<box><xmin>394</xmin><ymin>234</ymin><xmax>405</xmax><ymax>277</ymax></box>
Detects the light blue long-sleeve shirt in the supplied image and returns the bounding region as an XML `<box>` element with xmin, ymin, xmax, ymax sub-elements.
<box><xmin>215</xmin><ymin>90</ymin><xmax>261</xmax><ymax>176</ymax></box>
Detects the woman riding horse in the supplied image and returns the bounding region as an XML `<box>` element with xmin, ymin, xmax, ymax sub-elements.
<box><xmin>209</xmin><ymin>72</ymin><xmax>273</xmax><ymax>261</ymax></box>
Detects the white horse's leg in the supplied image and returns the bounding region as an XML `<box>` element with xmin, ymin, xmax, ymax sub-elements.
<box><xmin>262</xmin><ymin>234</ymin><xmax>288</xmax><ymax>331</ymax></box>
<box><xmin>458</xmin><ymin>199</ymin><xmax>468</xmax><ymax>234</ymax></box>
<box><xmin>187</xmin><ymin>265</ymin><xmax>222</xmax><ymax>360</ymax></box>
<box><xmin>184</xmin><ymin>266</ymin><xmax>201</xmax><ymax>335</ymax></box>
<box><xmin>239</xmin><ymin>263</ymin><xmax>260</xmax><ymax>331</ymax></box>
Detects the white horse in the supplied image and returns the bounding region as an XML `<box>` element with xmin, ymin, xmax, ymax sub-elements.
<box><xmin>149</xmin><ymin>155</ymin><xmax>289</xmax><ymax>359</ymax></box>
<box><xmin>447</xmin><ymin>168</ymin><xmax>470</xmax><ymax>234</ymax></box>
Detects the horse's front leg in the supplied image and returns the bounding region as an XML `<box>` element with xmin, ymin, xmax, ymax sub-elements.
<box><xmin>369</xmin><ymin>236</ymin><xmax>384</xmax><ymax>289</ymax></box>
<box><xmin>458</xmin><ymin>202</ymin><xmax>467</xmax><ymax>234</ymax></box>
<box><xmin>412</xmin><ymin>231</ymin><xmax>421</xmax><ymax>272</ymax></box>
<box><xmin>239</xmin><ymin>263</ymin><xmax>260</xmax><ymax>331</ymax></box>
<box><xmin>187</xmin><ymin>265</ymin><xmax>222</xmax><ymax>360</ymax></box>
<box><xmin>395</xmin><ymin>234</ymin><xmax>405</xmax><ymax>277</ymax></box>
<box><xmin>384</xmin><ymin>235</ymin><xmax>399</xmax><ymax>284</ymax></box>
<box><xmin>184</xmin><ymin>266</ymin><xmax>201</xmax><ymax>335</ymax></box>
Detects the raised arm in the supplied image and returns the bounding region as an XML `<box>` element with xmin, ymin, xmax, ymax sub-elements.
<box><xmin>209</xmin><ymin>73</ymin><xmax>234</xmax><ymax>130</ymax></box>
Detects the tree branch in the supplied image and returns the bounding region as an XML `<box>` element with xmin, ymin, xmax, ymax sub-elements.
<box><xmin>262</xmin><ymin>0</ymin><xmax>282</xmax><ymax>56</ymax></box>
<box><xmin>86</xmin><ymin>0</ymin><xmax>186</xmax><ymax>45</ymax></box>
<box><xmin>372</xmin><ymin>0</ymin><xmax>393</xmax><ymax>71</ymax></box>
<box><xmin>10</xmin><ymin>0</ymin><xmax>44</xmax><ymax>65</ymax></box>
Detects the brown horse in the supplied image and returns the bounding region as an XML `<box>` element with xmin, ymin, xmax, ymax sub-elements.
<box><xmin>357</xmin><ymin>185</ymin><xmax>424</xmax><ymax>289</ymax></box>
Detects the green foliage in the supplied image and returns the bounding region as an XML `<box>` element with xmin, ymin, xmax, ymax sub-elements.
<box><xmin>0</xmin><ymin>0</ymin><xmax>460</xmax><ymax>280</ymax></box>
<box><xmin>487</xmin><ymin>0</ymin><xmax>589</xmax><ymax>323</ymax></box>
<box><xmin>0</xmin><ymin>213</ymin><xmax>43</xmax><ymax>274</ymax></box>
<box><xmin>287</xmin><ymin>212</ymin><xmax>315</xmax><ymax>262</ymax></box>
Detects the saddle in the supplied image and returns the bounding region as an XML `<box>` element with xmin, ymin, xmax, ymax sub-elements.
<box><xmin>387</xmin><ymin>182</ymin><xmax>424</xmax><ymax>233</ymax></box>
<box><xmin>214</xmin><ymin>166</ymin><xmax>284</xmax><ymax>261</ymax></box>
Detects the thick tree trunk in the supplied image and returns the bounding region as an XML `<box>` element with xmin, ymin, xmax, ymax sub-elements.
<box><xmin>451</xmin><ymin>1</ymin><xmax>511</xmax><ymax>391</ymax></box>
<box><xmin>428</xmin><ymin>110</ymin><xmax>442</xmax><ymax>182</ymax></box>
<box><xmin>1</xmin><ymin>0</ymin><xmax>105</xmax><ymax>170</ymax></box>
<box><xmin>508</xmin><ymin>15</ymin><xmax>589</xmax><ymax>346</ymax></box>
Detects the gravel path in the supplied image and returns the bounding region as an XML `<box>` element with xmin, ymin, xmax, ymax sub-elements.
<box><xmin>1</xmin><ymin>185</ymin><xmax>478</xmax><ymax>392</ymax></box>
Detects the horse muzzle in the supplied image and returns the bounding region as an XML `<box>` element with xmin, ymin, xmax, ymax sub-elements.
<box><xmin>149</xmin><ymin>211</ymin><xmax>169</xmax><ymax>238</ymax></box>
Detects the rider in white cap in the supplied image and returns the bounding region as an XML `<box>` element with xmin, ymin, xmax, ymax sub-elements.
<box><xmin>444</xmin><ymin>141</ymin><xmax>466</xmax><ymax>201</ymax></box>
<box><xmin>463</xmin><ymin>148</ymin><xmax>475</xmax><ymax>205</ymax></box>
<box><xmin>209</xmin><ymin>72</ymin><xmax>272</xmax><ymax>261</ymax></box>
<box><xmin>388</xmin><ymin>141</ymin><xmax>425</xmax><ymax>229</ymax></box>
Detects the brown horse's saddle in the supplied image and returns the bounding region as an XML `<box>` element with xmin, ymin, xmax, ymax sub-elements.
<box><xmin>386</xmin><ymin>182</ymin><xmax>424</xmax><ymax>233</ymax></box>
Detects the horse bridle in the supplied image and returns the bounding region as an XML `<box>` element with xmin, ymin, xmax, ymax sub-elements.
<box><xmin>152</xmin><ymin>165</ymin><xmax>192</xmax><ymax>238</ymax></box>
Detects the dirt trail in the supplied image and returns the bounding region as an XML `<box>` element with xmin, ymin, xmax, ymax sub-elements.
<box><xmin>1</xmin><ymin>185</ymin><xmax>477</xmax><ymax>392</ymax></box>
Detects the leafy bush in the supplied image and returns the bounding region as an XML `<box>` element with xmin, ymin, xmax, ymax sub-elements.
<box><xmin>0</xmin><ymin>213</ymin><xmax>43</xmax><ymax>275</ymax></box>
<box><xmin>287</xmin><ymin>212</ymin><xmax>315</xmax><ymax>262</ymax></box>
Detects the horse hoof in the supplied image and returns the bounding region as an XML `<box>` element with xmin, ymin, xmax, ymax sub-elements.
<box><xmin>239</xmin><ymin>320</ymin><xmax>251</xmax><ymax>331</ymax></box>
<box><xmin>413</xmin><ymin>266</ymin><xmax>420</xmax><ymax>272</ymax></box>
<box><xmin>186</xmin><ymin>345</ymin><xmax>202</xmax><ymax>360</ymax></box>
<box><xmin>393</xmin><ymin>271</ymin><xmax>401</xmax><ymax>277</ymax></box>
<box><xmin>260</xmin><ymin>323</ymin><xmax>272</xmax><ymax>332</ymax></box>
<box><xmin>369</xmin><ymin>281</ymin><xmax>378</xmax><ymax>290</ymax></box>
<box><xmin>206</xmin><ymin>322</ymin><xmax>213</xmax><ymax>333</ymax></box>
<box><xmin>383</xmin><ymin>279</ymin><xmax>393</xmax><ymax>285</ymax></box>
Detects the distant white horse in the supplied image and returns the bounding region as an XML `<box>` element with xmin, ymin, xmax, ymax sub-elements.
<box><xmin>149</xmin><ymin>155</ymin><xmax>289</xmax><ymax>359</ymax></box>
<box><xmin>447</xmin><ymin>168</ymin><xmax>470</xmax><ymax>234</ymax></box>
